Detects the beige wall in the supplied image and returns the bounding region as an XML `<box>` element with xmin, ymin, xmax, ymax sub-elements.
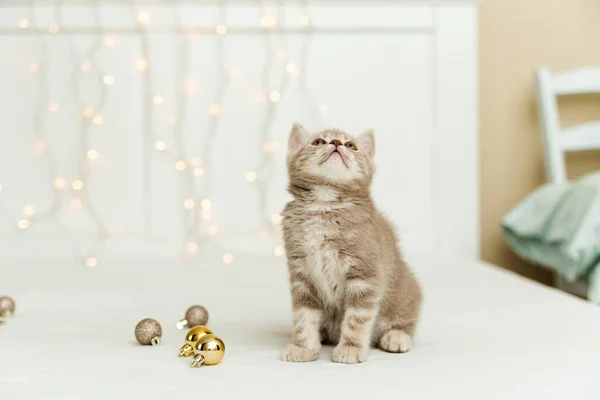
<box><xmin>479</xmin><ymin>0</ymin><xmax>600</xmax><ymax>284</ymax></box>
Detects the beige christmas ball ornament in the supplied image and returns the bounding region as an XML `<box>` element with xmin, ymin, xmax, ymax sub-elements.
<box><xmin>176</xmin><ymin>305</ymin><xmax>209</xmax><ymax>329</ymax></box>
<box><xmin>135</xmin><ymin>318</ymin><xmax>162</xmax><ymax>346</ymax></box>
<box><xmin>0</xmin><ymin>296</ymin><xmax>15</xmax><ymax>319</ymax></box>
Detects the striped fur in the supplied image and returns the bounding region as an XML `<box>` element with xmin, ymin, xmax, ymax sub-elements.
<box><xmin>281</xmin><ymin>124</ymin><xmax>422</xmax><ymax>364</ymax></box>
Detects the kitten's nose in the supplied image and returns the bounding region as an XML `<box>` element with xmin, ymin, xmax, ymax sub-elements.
<box><xmin>330</xmin><ymin>139</ymin><xmax>342</xmax><ymax>147</ymax></box>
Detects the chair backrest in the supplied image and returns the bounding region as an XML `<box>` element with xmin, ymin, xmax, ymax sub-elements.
<box><xmin>535</xmin><ymin>66</ymin><xmax>600</xmax><ymax>184</ymax></box>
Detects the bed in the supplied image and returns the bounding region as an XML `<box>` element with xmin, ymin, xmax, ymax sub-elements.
<box><xmin>2</xmin><ymin>255</ymin><xmax>600</xmax><ymax>399</ymax></box>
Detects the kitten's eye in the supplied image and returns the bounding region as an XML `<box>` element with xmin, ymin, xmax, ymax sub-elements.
<box><xmin>345</xmin><ymin>142</ymin><xmax>358</xmax><ymax>151</ymax></box>
<box><xmin>312</xmin><ymin>138</ymin><xmax>326</xmax><ymax>146</ymax></box>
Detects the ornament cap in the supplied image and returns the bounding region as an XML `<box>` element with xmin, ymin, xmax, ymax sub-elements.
<box><xmin>176</xmin><ymin>319</ymin><xmax>188</xmax><ymax>330</ymax></box>
<box><xmin>151</xmin><ymin>336</ymin><xmax>161</xmax><ymax>346</ymax></box>
<box><xmin>179</xmin><ymin>343</ymin><xmax>194</xmax><ymax>357</ymax></box>
<box><xmin>191</xmin><ymin>354</ymin><xmax>205</xmax><ymax>368</ymax></box>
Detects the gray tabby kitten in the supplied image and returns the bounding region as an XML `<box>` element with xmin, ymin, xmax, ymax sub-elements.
<box><xmin>281</xmin><ymin>124</ymin><xmax>422</xmax><ymax>364</ymax></box>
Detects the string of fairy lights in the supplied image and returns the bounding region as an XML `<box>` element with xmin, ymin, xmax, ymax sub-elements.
<box><xmin>4</xmin><ymin>0</ymin><xmax>324</xmax><ymax>267</ymax></box>
<box><xmin>250</xmin><ymin>0</ymin><xmax>316</xmax><ymax>258</ymax></box>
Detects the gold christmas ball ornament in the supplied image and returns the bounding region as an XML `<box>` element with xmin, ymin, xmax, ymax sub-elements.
<box><xmin>176</xmin><ymin>305</ymin><xmax>209</xmax><ymax>330</ymax></box>
<box><xmin>191</xmin><ymin>334</ymin><xmax>225</xmax><ymax>368</ymax></box>
<box><xmin>135</xmin><ymin>318</ymin><xmax>162</xmax><ymax>346</ymax></box>
<box><xmin>0</xmin><ymin>296</ymin><xmax>15</xmax><ymax>318</ymax></box>
<box><xmin>179</xmin><ymin>325</ymin><xmax>213</xmax><ymax>357</ymax></box>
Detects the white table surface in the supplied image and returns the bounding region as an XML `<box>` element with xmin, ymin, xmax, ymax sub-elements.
<box><xmin>2</xmin><ymin>254</ymin><xmax>600</xmax><ymax>400</ymax></box>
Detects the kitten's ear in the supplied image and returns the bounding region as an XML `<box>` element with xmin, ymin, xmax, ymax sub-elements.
<box><xmin>358</xmin><ymin>129</ymin><xmax>375</xmax><ymax>159</ymax></box>
<box><xmin>288</xmin><ymin>123</ymin><xmax>309</xmax><ymax>152</ymax></box>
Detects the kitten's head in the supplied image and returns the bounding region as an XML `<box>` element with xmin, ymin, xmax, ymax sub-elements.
<box><xmin>287</xmin><ymin>123</ymin><xmax>375</xmax><ymax>192</ymax></box>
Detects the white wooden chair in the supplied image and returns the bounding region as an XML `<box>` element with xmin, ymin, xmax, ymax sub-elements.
<box><xmin>535</xmin><ymin>66</ymin><xmax>600</xmax><ymax>296</ymax></box>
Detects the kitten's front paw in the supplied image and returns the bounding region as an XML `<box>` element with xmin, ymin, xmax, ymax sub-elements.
<box><xmin>332</xmin><ymin>344</ymin><xmax>367</xmax><ymax>364</ymax></box>
<box><xmin>379</xmin><ymin>329</ymin><xmax>412</xmax><ymax>353</ymax></box>
<box><xmin>282</xmin><ymin>344</ymin><xmax>319</xmax><ymax>362</ymax></box>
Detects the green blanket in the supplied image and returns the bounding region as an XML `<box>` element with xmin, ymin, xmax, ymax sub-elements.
<box><xmin>503</xmin><ymin>171</ymin><xmax>600</xmax><ymax>302</ymax></box>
